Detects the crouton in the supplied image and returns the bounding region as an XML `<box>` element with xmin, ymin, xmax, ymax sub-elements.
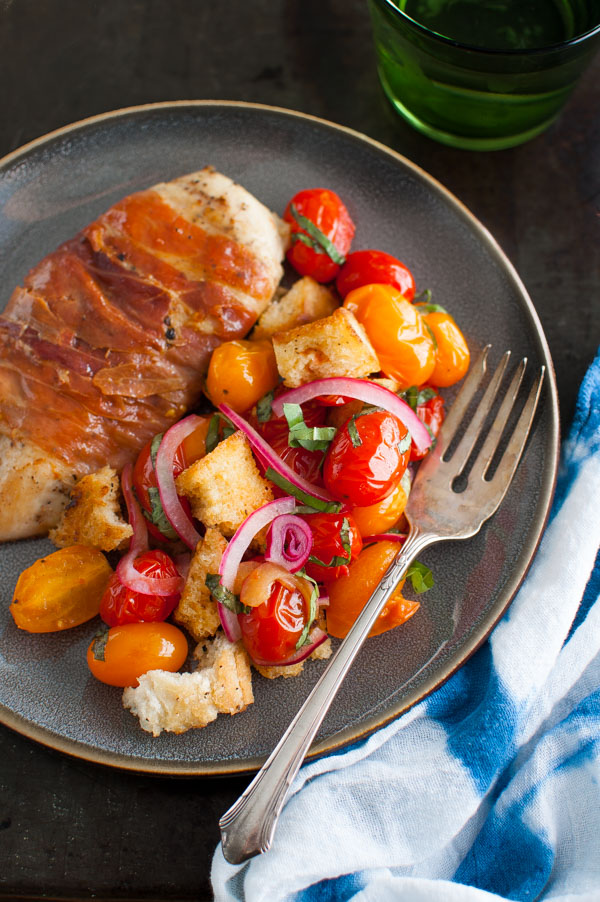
<box><xmin>254</xmin><ymin>637</ymin><xmax>332</xmax><ymax>680</ymax></box>
<box><xmin>175</xmin><ymin>431</ymin><xmax>274</xmax><ymax>537</ymax></box>
<box><xmin>251</xmin><ymin>277</ymin><xmax>339</xmax><ymax>340</ymax></box>
<box><xmin>49</xmin><ymin>466</ymin><xmax>132</xmax><ymax>552</ymax></box>
<box><xmin>173</xmin><ymin>528</ymin><xmax>227</xmax><ymax>641</ymax></box>
<box><xmin>272</xmin><ymin>307</ymin><xmax>380</xmax><ymax>388</ymax></box>
<box><xmin>122</xmin><ymin>632</ymin><xmax>253</xmax><ymax>736</ymax></box>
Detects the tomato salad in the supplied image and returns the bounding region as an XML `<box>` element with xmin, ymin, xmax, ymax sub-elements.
<box><xmin>10</xmin><ymin>185</ymin><xmax>470</xmax><ymax>721</ymax></box>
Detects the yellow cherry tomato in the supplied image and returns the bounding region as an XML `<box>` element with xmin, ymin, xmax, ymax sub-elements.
<box><xmin>422</xmin><ymin>311</ymin><xmax>470</xmax><ymax>388</ymax></box>
<box><xmin>350</xmin><ymin>479</ymin><xmax>408</xmax><ymax>538</ymax></box>
<box><xmin>344</xmin><ymin>284</ymin><xmax>435</xmax><ymax>388</ymax></box>
<box><xmin>205</xmin><ymin>339</ymin><xmax>279</xmax><ymax>413</ymax></box>
<box><xmin>10</xmin><ymin>545</ymin><xmax>113</xmax><ymax>633</ymax></box>
<box><xmin>326</xmin><ymin>541</ymin><xmax>419</xmax><ymax>638</ymax></box>
<box><xmin>87</xmin><ymin>622</ymin><xmax>189</xmax><ymax>687</ymax></box>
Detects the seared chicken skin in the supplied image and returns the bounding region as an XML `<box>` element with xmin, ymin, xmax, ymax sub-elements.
<box><xmin>0</xmin><ymin>168</ymin><xmax>289</xmax><ymax>541</ymax></box>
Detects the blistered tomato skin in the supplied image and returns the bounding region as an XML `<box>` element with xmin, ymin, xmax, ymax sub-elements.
<box><xmin>206</xmin><ymin>339</ymin><xmax>279</xmax><ymax>413</ymax></box>
<box><xmin>99</xmin><ymin>550</ymin><xmax>181</xmax><ymax>626</ymax></box>
<box><xmin>336</xmin><ymin>249</ymin><xmax>416</xmax><ymax>301</ymax></box>
<box><xmin>301</xmin><ymin>512</ymin><xmax>363</xmax><ymax>583</ymax></box>
<box><xmin>326</xmin><ymin>541</ymin><xmax>419</xmax><ymax>638</ymax></box>
<box><xmin>238</xmin><ymin>574</ymin><xmax>313</xmax><ymax>664</ymax></box>
<box><xmin>87</xmin><ymin>622</ymin><xmax>189</xmax><ymax>687</ymax></box>
<box><xmin>410</xmin><ymin>393</ymin><xmax>445</xmax><ymax>462</ymax></box>
<box><xmin>10</xmin><ymin>545</ymin><xmax>113</xmax><ymax>633</ymax></box>
<box><xmin>423</xmin><ymin>312</ymin><xmax>470</xmax><ymax>388</ymax></box>
<box><xmin>350</xmin><ymin>479</ymin><xmax>409</xmax><ymax>538</ymax></box>
<box><xmin>323</xmin><ymin>409</ymin><xmax>410</xmax><ymax>508</ymax></box>
<box><xmin>344</xmin><ymin>283</ymin><xmax>435</xmax><ymax>388</ymax></box>
<box><xmin>283</xmin><ymin>188</ymin><xmax>355</xmax><ymax>283</ymax></box>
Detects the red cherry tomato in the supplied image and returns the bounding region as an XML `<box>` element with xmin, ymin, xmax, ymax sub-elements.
<box><xmin>283</xmin><ymin>188</ymin><xmax>355</xmax><ymax>283</ymax></box>
<box><xmin>323</xmin><ymin>409</ymin><xmax>410</xmax><ymax>507</ymax></box>
<box><xmin>301</xmin><ymin>512</ymin><xmax>363</xmax><ymax>583</ymax></box>
<box><xmin>132</xmin><ymin>420</ymin><xmax>208</xmax><ymax>542</ymax></box>
<box><xmin>336</xmin><ymin>249</ymin><xmax>416</xmax><ymax>301</ymax></box>
<box><xmin>256</xmin><ymin>397</ymin><xmax>327</xmax><ymax>486</ymax></box>
<box><xmin>99</xmin><ymin>550</ymin><xmax>182</xmax><ymax>627</ymax></box>
<box><xmin>238</xmin><ymin>573</ymin><xmax>313</xmax><ymax>664</ymax></box>
<box><xmin>410</xmin><ymin>392</ymin><xmax>445</xmax><ymax>461</ymax></box>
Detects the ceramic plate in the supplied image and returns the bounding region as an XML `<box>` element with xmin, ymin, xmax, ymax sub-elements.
<box><xmin>0</xmin><ymin>102</ymin><xmax>559</xmax><ymax>774</ymax></box>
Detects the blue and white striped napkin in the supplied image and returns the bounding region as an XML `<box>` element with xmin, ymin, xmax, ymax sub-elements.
<box><xmin>212</xmin><ymin>349</ymin><xmax>600</xmax><ymax>902</ymax></box>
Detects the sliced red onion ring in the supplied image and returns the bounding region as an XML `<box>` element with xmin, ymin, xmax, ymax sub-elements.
<box><xmin>218</xmin><ymin>403</ymin><xmax>337</xmax><ymax>505</ymax></box>
<box><xmin>117</xmin><ymin>464</ymin><xmax>183</xmax><ymax>596</ymax></box>
<box><xmin>250</xmin><ymin>627</ymin><xmax>328</xmax><ymax>668</ymax></box>
<box><xmin>265</xmin><ymin>515</ymin><xmax>313</xmax><ymax>573</ymax></box>
<box><xmin>216</xmin><ymin>497</ymin><xmax>297</xmax><ymax>642</ymax></box>
<box><xmin>361</xmin><ymin>532</ymin><xmax>408</xmax><ymax>544</ymax></box>
<box><xmin>271</xmin><ymin>377</ymin><xmax>432</xmax><ymax>453</ymax></box>
<box><xmin>155</xmin><ymin>415</ymin><xmax>204</xmax><ymax>550</ymax></box>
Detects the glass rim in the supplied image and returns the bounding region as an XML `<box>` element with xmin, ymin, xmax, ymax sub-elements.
<box><xmin>376</xmin><ymin>0</ymin><xmax>600</xmax><ymax>56</ymax></box>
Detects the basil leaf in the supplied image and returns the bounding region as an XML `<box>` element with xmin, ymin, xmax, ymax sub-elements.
<box><xmin>150</xmin><ymin>432</ymin><xmax>164</xmax><ymax>467</ymax></box>
<box><xmin>256</xmin><ymin>389</ymin><xmax>275</xmax><ymax>423</ymax></box>
<box><xmin>264</xmin><ymin>467</ymin><xmax>342</xmax><ymax>513</ymax></box>
<box><xmin>205</xmin><ymin>573</ymin><xmax>251</xmax><ymax>614</ymax></box>
<box><xmin>347</xmin><ymin>415</ymin><xmax>362</xmax><ymax>448</ymax></box>
<box><xmin>406</xmin><ymin>561</ymin><xmax>434</xmax><ymax>594</ymax></box>
<box><xmin>289</xmin><ymin>203</ymin><xmax>346</xmax><ymax>265</ymax></box>
<box><xmin>398</xmin><ymin>432</ymin><xmax>412</xmax><ymax>455</ymax></box>
<box><xmin>340</xmin><ymin>517</ymin><xmax>352</xmax><ymax>558</ymax></box>
<box><xmin>400</xmin><ymin>386</ymin><xmax>437</xmax><ymax>410</ymax></box>
<box><xmin>147</xmin><ymin>486</ymin><xmax>178</xmax><ymax>540</ymax></box>
<box><xmin>283</xmin><ymin>402</ymin><xmax>336</xmax><ymax>451</ymax></box>
<box><xmin>205</xmin><ymin>413</ymin><xmax>235</xmax><ymax>454</ymax></box>
<box><xmin>295</xmin><ymin>571</ymin><xmax>319</xmax><ymax>650</ymax></box>
<box><xmin>416</xmin><ymin>387</ymin><xmax>437</xmax><ymax>406</ymax></box>
<box><xmin>91</xmin><ymin>625</ymin><xmax>110</xmax><ymax>662</ymax></box>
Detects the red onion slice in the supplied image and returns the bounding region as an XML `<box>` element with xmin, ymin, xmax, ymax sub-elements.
<box><xmin>271</xmin><ymin>377</ymin><xmax>432</xmax><ymax>453</ymax></box>
<box><xmin>361</xmin><ymin>532</ymin><xmax>408</xmax><ymax>544</ymax></box>
<box><xmin>117</xmin><ymin>465</ymin><xmax>183</xmax><ymax>596</ymax></box>
<box><xmin>216</xmin><ymin>497</ymin><xmax>297</xmax><ymax>642</ymax></box>
<box><xmin>218</xmin><ymin>404</ymin><xmax>337</xmax><ymax>506</ymax></box>
<box><xmin>250</xmin><ymin>627</ymin><xmax>328</xmax><ymax>667</ymax></box>
<box><xmin>155</xmin><ymin>415</ymin><xmax>204</xmax><ymax>550</ymax></box>
<box><xmin>265</xmin><ymin>515</ymin><xmax>313</xmax><ymax>573</ymax></box>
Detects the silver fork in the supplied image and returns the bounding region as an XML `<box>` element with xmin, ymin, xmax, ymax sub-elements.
<box><xmin>220</xmin><ymin>346</ymin><xmax>545</xmax><ymax>865</ymax></box>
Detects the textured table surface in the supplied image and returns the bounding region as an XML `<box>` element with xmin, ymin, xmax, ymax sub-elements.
<box><xmin>1</xmin><ymin>1</ymin><xmax>598</xmax><ymax>899</ymax></box>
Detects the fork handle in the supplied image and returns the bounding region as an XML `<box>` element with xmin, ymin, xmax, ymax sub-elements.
<box><xmin>219</xmin><ymin>526</ymin><xmax>435</xmax><ymax>865</ymax></box>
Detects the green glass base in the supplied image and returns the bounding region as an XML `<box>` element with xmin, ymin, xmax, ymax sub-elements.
<box><xmin>379</xmin><ymin>70</ymin><xmax>559</xmax><ymax>151</ymax></box>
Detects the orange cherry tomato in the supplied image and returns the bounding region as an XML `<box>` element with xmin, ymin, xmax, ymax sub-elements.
<box><xmin>87</xmin><ymin>621</ymin><xmax>188</xmax><ymax>687</ymax></box>
<box><xmin>205</xmin><ymin>339</ymin><xmax>279</xmax><ymax>413</ymax></box>
<box><xmin>350</xmin><ymin>479</ymin><xmax>409</xmax><ymax>538</ymax></box>
<box><xmin>422</xmin><ymin>311</ymin><xmax>470</xmax><ymax>388</ymax></box>
<box><xmin>344</xmin><ymin>284</ymin><xmax>435</xmax><ymax>388</ymax></box>
<box><xmin>326</xmin><ymin>541</ymin><xmax>419</xmax><ymax>638</ymax></box>
<box><xmin>10</xmin><ymin>545</ymin><xmax>112</xmax><ymax>633</ymax></box>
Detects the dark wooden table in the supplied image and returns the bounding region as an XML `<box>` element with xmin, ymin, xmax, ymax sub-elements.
<box><xmin>1</xmin><ymin>2</ymin><xmax>598</xmax><ymax>899</ymax></box>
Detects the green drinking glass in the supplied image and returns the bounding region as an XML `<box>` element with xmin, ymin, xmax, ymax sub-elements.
<box><xmin>368</xmin><ymin>0</ymin><xmax>600</xmax><ymax>150</ymax></box>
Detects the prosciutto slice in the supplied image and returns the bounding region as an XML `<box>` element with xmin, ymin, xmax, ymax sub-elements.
<box><xmin>0</xmin><ymin>167</ymin><xmax>289</xmax><ymax>540</ymax></box>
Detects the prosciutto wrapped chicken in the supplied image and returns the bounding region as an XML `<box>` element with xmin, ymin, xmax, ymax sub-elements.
<box><xmin>0</xmin><ymin>167</ymin><xmax>289</xmax><ymax>541</ymax></box>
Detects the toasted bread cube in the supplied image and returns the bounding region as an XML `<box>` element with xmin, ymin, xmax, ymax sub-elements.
<box><xmin>272</xmin><ymin>307</ymin><xmax>380</xmax><ymax>388</ymax></box>
<box><xmin>173</xmin><ymin>528</ymin><xmax>227</xmax><ymax>641</ymax></box>
<box><xmin>175</xmin><ymin>431</ymin><xmax>274</xmax><ymax>536</ymax></box>
<box><xmin>251</xmin><ymin>277</ymin><xmax>339</xmax><ymax>340</ymax></box>
<box><xmin>49</xmin><ymin>466</ymin><xmax>132</xmax><ymax>552</ymax></box>
<box><xmin>123</xmin><ymin>633</ymin><xmax>253</xmax><ymax>736</ymax></box>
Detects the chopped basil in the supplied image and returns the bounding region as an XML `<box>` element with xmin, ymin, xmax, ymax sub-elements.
<box><xmin>150</xmin><ymin>432</ymin><xmax>164</xmax><ymax>467</ymax></box>
<box><xmin>295</xmin><ymin>571</ymin><xmax>319</xmax><ymax>650</ymax></box>
<box><xmin>347</xmin><ymin>415</ymin><xmax>362</xmax><ymax>448</ymax></box>
<box><xmin>264</xmin><ymin>467</ymin><xmax>342</xmax><ymax>513</ymax></box>
<box><xmin>400</xmin><ymin>386</ymin><xmax>437</xmax><ymax>411</ymax></box>
<box><xmin>205</xmin><ymin>412</ymin><xmax>236</xmax><ymax>454</ymax></box>
<box><xmin>146</xmin><ymin>486</ymin><xmax>179</xmax><ymax>540</ymax></box>
<box><xmin>283</xmin><ymin>402</ymin><xmax>336</xmax><ymax>451</ymax></box>
<box><xmin>256</xmin><ymin>389</ymin><xmax>275</xmax><ymax>423</ymax></box>
<box><xmin>205</xmin><ymin>573</ymin><xmax>251</xmax><ymax>614</ymax></box>
<box><xmin>406</xmin><ymin>561</ymin><xmax>434</xmax><ymax>594</ymax></box>
<box><xmin>289</xmin><ymin>204</ymin><xmax>346</xmax><ymax>265</ymax></box>
<box><xmin>397</xmin><ymin>432</ymin><xmax>412</xmax><ymax>455</ymax></box>
<box><xmin>91</xmin><ymin>625</ymin><xmax>110</xmax><ymax>662</ymax></box>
